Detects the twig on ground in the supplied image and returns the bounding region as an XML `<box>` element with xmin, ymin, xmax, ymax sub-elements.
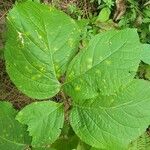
<box><xmin>0</xmin><ymin>11</ymin><xmax>8</xmax><ymax>21</ymax></box>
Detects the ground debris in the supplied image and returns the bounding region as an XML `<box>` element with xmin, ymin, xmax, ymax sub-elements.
<box><xmin>113</xmin><ymin>0</ymin><xmax>127</xmax><ymax>21</ymax></box>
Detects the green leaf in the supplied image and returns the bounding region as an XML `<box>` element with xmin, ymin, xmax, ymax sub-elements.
<box><xmin>0</xmin><ymin>101</ymin><xmax>31</xmax><ymax>150</ymax></box>
<box><xmin>51</xmin><ymin>123</ymin><xmax>79</xmax><ymax>150</ymax></box>
<box><xmin>5</xmin><ymin>1</ymin><xmax>80</xmax><ymax>99</ymax></box>
<box><xmin>90</xmin><ymin>147</ymin><xmax>103</xmax><ymax>150</ymax></box>
<box><xmin>63</xmin><ymin>29</ymin><xmax>142</xmax><ymax>100</ymax></box>
<box><xmin>103</xmin><ymin>0</ymin><xmax>114</xmax><ymax>8</ymax></box>
<box><xmin>16</xmin><ymin>101</ymin><xmax>64</xmax><ymax>148</ymax></box>
<box><xmin>96</xmin><ymin>7</ymin><xmax>111</xmax><ymax>22</ymax></box>
<box><xmin>142</xmin><ymin>44</ymin><xmax>150</xmax><ymax>65</ymax></box>
<box><xmin>145</xmin><ymin>65</ymin><xmax>150</xmax><ymax>80</ymax></box>
<box><xmin>76</xmin><ymin>141</ymin><xmax>91</xmax><ymax>150</ymax></box>
<box><xmin>32</xmin><ymin>147</ymin><xmax>56</xmax><ymax>150</ymax></box>
<box><xmin>33</xmin><ymin>0</ymin><xmax>41</xmax><ymax>3</ymax></box>
<box><xmin>70</xmin><ymin>79</ymin><xmax>150</xmax><ymax>149</ymax></box>
<box><xmin>51</xmin><ymin>135</ymin><xmax>79</xmax><ymax>150</ymax></box>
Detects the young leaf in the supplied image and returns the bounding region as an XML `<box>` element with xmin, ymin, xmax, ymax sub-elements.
<box><xmin>63</xmin><ymin>29</ymin><xmax>142</xmax><ymax>100</ymax></box>
<box><xmin>70</xmin><ymin>79</ymin><xmax>150</xmax><ymax>149</ymax></box>
<box><xmin>96</xmin><ymin>7</ymin><xmax>111</xmax><ymax>22</ymax></box>
<box><xmin>141</xmin><ymin>44</ymin><xmax>150</xmax><ymax>65</ymax></box>
<box><xmin>16</xmin><ymin>101</ymin><xmax>64</xmax><ymax>148</ymax></box>
<box><xmin>5</xmin><ymin>1</ymin><xmax>80</xmax><ymax>99</ymax></box>
<box><xmin>0</xmin><ymin>101</ymin><xmax>31</xmax><ymax>150</ymax></box>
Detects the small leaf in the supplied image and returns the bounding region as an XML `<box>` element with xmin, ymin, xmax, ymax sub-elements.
<box><xmin>142</xmin><ymin>44</ymin><xmax>150</xmax><ymax>65</ymax></box>
<box><xmin>5</xmin><ymin>1</ymin><xmax>80</xmax><ymax>99</ymax></box>
<box><xmin>16</xmin><ymin>101</ymin><xmax>64</xmax><ymax>148</ymax></box>
<box><xmin>96</xmin><ymin>7</ymin><xmax>111</xmax><ymax>22</ymax></box>
<box><xmin>0</xmin><ymin>101</ymin><xmax>31</xmax><ymax>149</ymax></box>
<box><xmin>70</xmin><ymin>79</ymin><xmax>150</xmax><ymax>149</ymax></box>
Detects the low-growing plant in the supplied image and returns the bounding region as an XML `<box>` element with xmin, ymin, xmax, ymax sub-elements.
<box><xmin>1</xmin><ymin>1</ymin><xmax>150</xmax><ymax>150</ymax></box>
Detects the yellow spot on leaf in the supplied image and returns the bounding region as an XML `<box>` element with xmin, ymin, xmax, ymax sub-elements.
<box><xmin>75</xmin><ymin>86</ymin><xmax>81</xmax><ymax>91</ymax></box>
<box><xmin>31</xmin><ymin>76</ymin><xmax>36</xmax><ymax>80</ymax></box>
<box><xmin>32</xmin><ymin>74</ymin><xmax>42</xmax><ymax>80</ymax></box>
<box><xmin>68</xmin><ymin>38</ymin><xmax>74</xmax><ymax>48</ymax></box>
<box><xmin>68</xmin><ymin>72</ymin><xmax>74</xmax><ymax>79</ymax></box>
<box><xmin>109</xmin><ymin>41</ymin><xmax>112</xmax><ymax>45</ymax></box>
<box><xmin>96</xmin><ymin>70</ymin><xmax>100</xmax><ymax>74</ymax></box>
<box><xmin>105</xmin><ymin>60</ymin><xmax>112</xmax><ymax>65</ymax></box>
<box><xmin>39</xmin><ymin>35</ymin><xmax>42</xmax><ymax>39</ymax></box>
<box><xmin>34</xmin><ymin>102</ymin><xmax>38</xmax><ymax>105</ymax></box>
<box><xmin>55</xmin><ymin>65</ymin><xmax>59</xmax><ymax>69</ymax></box>
<box><xmin>40</xmin><ymin>67</ymin><xmax>46</xmax><ymax>72</ymax></box>
<box><xmin>103</xmin><ymin>79</ymin><xmax>106</xmax><ymax>83</ymax></box>
<box><xmin>18</xmin><ymin>31</ymin><xmax>24</xmax><ymax>46</ymax></box>
<box><xmin>78</xmin><ymin>29</ymin><xmax>81</xmax><ymax>33</ymax></box>
<box><xmin>54</xmin><ymin>47</ymin><xmax>58</xmax><ymax>51</ymax></box>
<box><xmin>49</xmin><ymin>7</ymin><xmax>53</xmax><ymax>12</ymax></box>
<box><xmin>87</xmin><ymin>58</ymin><xmax>92</xmax><ymax>63</ymax></box>
<box><xmin>87</xmin><ymin>64</ymin><xmax>92</xmax><ymax>69</ymax></box>
<box><xmin>37</xmin><ymin>74</ymin><xmax>42</xmax><ymax>78</ymax></box>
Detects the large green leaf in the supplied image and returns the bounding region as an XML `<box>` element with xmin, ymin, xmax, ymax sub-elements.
<box><xmin>0</xmin><ymin>101</ymin><xmax>31</xmax><ymax>150</ymax></box>
<box><xmin>70</xmin><ymin>79</ymin><xmax>150</xmax><ymax>149</ymax></box>
<box><xmin>16</xmin><ymin>101</ymin><xmax>64</xmax><ymax>148</ymax></box>
<box><xmin>63</xmin><ymin>29</ymin><xmax>142</xmax><ymax>100</ymax></box>
<box><xmin>5</xmin><ymin>1</ymin><xmax>80</xmax><ymax>99</ymax></box>
<box><xmin>142</xmin><ymin>44</ymin><xmax>150</xmax><ymax>65</ymax></box>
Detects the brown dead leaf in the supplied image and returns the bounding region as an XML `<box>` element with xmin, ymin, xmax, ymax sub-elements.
<box><xmin>113</xmin><ymin>0</ymin><xmax>127</xmax><ymax>21</ymax></box>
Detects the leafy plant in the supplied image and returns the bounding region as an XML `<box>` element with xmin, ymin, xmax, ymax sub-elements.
<box><xmin>2</xmin><ymin>1</ymin><xmax>150</xmax><ymax>149</ymax></box>
<box><xmin>0</xmin><ymin>101</ymin><xmax>31</xmax><ymax>149</ymax></box>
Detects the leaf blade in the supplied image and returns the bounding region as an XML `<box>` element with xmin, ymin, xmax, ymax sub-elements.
<box><xmin>70</xmin><ymin>79</ymin><xmax>150</xmax><ymax>149</ymax></box>
<box><xmin>142</xmin><ymin>44</ymin><xmax>150</xmax><ymax>65</ymax></box>
<box><xmin>63</xmin><ymin>29</ymin><xmax>142</xmax><ymax>100</ymax></box>
<box><xmin>5</xmin><ymin>1</ymin><xmax>80</xmax><ymax>99</ymax></box>
<box><xmin>16</xmin><ymin>101</ymin><xmax>64</xmax><ymax>148</ymax></box>
<box><xmin>0</xmin><ymin>101</ymin><xmax>31</xmax><ymax>150</ymax></box>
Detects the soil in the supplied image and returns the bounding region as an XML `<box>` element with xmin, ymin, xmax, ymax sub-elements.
<box><xmin>0</xmin><ymin>0</ymin><xmax>35</xmax><ymax>109</ymax></box>
<box><xmin>0</xmin><ymin>60</ymin><xmax>35</xmax><ymax>109</ymax></box>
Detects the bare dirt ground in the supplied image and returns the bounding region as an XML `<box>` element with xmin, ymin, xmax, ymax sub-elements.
<box><xmin>0</xmin><ymin>0</ymin><xmax>35</xmax><ymax>109</ymax></box>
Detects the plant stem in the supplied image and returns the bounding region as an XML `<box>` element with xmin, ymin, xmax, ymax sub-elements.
<box><xmin>60</xmin><ymin>90</ymin><xmax>71</xmax><ymax>122</ymax></box>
